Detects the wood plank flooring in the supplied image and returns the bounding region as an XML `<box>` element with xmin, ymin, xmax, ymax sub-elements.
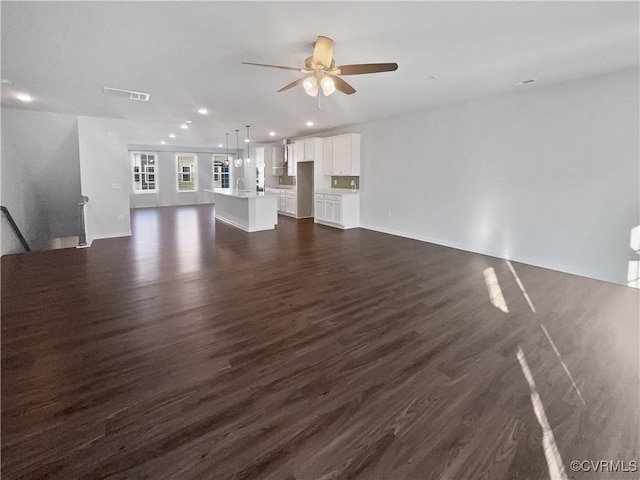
<box><xmin>2</xmin><ymin>205</ymin><xmax>638</xmax><ymax>479</ymax></box>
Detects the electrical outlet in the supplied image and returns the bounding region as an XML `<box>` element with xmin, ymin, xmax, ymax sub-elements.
<box><xmin>333</xmin><ymin>179</ymin><xmax>337</xmax><ymax>186</ymax></box>
<box><xmin>117</xmin><ymin>214</ymin><xmax>124</xmax><ymax>221</ymax></box>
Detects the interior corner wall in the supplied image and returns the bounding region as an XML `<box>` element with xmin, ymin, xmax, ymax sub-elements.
<box><xmin>77</xmin><ymin>116</ymin><xmax>131</xmax><ymax>243</ymax></box>
<box><xmin>332</xmin><ymin>68</ymin><xmax>639</xmax><ymax>286</ymax></box>
<box><xmin>1</xmin><ymin>108</ymin><xmax>81</xmax><ymax>254</ymax></box>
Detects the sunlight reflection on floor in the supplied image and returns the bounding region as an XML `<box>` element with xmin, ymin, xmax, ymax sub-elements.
<box><xmin>517</xmin><ymin>346</ymin><xmax>568</xmax><ymax>480</ymax></box>
<box><xmin>483</xmin><ymin>267</ymin><xmax>509</xmax><ymax>313</ymax></box>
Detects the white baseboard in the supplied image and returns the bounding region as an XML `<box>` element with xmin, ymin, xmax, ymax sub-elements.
<box><xmin>215</xmin><ymin>215</ymin><xmax>249</xmax><ymax>232</ymax></box>
<box><xmin>91</xmin><ymin>231</ymin><xmax>132</xmax><ymax>241</ymax></box>
<box><xmin>359</xmin><ymin>223</ymin><xmax>627</xmax><ymax>287</ymax></box>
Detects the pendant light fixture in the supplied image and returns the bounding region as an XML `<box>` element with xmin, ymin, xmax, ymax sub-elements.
<box><xmin>244</xmin><ymin>125</ymin><xmax>251</xmax><ymax>166</ymax></box>
<box><xmin>225</xmin><ymin>133</ymin><xmax>230</xmax><ymax>166</ymax></box>
<box><xmin>234</xmin><ymin>130</ymin><xmax>243</xmax><ymax>167</ymax></box>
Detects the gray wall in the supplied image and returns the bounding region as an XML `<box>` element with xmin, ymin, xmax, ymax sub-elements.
<box><xmin>320</xmin><ymin>68</ymin><xmax>639</xmax><ymax>286</ymax></box>
<box><xmin>1</xmin><ymin>108</ymin><xmax>81</xmax><ymax>253</ymax></box>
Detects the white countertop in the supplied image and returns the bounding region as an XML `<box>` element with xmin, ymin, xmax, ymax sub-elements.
<box><xmin>265</xmin><ymin>186</ymin><xmax>296</xmax><ymax>191</ymax></box>
<box><xmin>211</xmin><ymin>188</ymin><xmax>271</xmax><ymax>199</ymax></box>
<box><xmin>315</xmin><ymin>188</ymin><xmax>360</xmax><ymax>195</ymax></box>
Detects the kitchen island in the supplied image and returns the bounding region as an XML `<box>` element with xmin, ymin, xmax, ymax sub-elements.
<box><xmin>210</xmin><ymin>188</ymin><xmax>278</xmax><ymax>232</ymax></box>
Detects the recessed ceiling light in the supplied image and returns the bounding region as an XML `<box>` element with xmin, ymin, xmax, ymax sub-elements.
<box><xmin>218</xmin><ymin>143</ymin><xmax>223</xmax><ymax>148</ymax></box>
<box><xmin>168</xmin><ymin>134</ymin><xmax>176</xmax><ymax>138</ymax></box>
<box><xmin>180</xmin><ymin>124</ymin><xmax>188</xmax><ymax>129</ymax></box>
<box><xmin>185</xmin><ymin>120</ymin><xmax>192</xmax><ymax>124</ymax></box>
<box><xmin>15</xmin><ymin>93</ymin><xmax>32</xmax><ymax>103</ymax></box>
<box><xmin>306</xmin><ymin>121</ymin><xmax>314</xmax><ymax>127</ymax></box>
<box><xmin>244</xmin><ymin>138</ymin><xmax>250</xmax><ymax>143</ymax></box>
<box><xmin>160</xmin><ymin>141</ymin><xmax>166</xmax><ymax>145</ymax></box>
<box><xmin>198</xmin><ymin>108</ymin><xmax>208</xmax><ymax>115</ymax></box>
<box><xmin>1</xmin><ymin>79</ymin><xmax>12</xmax><ymax>85</ymax></box>
<box><xmin>269</xmin><ymin>131</ymin><xmax>276</xmax><ymax>136</ymax></box>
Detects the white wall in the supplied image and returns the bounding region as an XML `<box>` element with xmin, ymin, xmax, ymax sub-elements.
<box><xmin>77</xmin><ymin>116</ymin><xmax>132</xmax><ymax>243</ymax></box>
<box><xmin>324</xmin><ymin>68</ymin><xmax>639</xmax><ymax>286</ymax></box>
<box><xmin>1</xmin><ymin>109</ymin><xmax>81</xmax><ymax>253</ymax></box>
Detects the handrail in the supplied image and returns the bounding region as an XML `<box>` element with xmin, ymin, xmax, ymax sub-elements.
<box><xmin>77</xmin><ymin>195</ymin><xmax>89</xmax><ymax>247</ymax></box>
<box><xmin>0</xmin><ymin>206</ymin><xmax>31</xmax><ymax>252</ymax></box>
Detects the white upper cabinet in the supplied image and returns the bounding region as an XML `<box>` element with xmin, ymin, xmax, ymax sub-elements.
<box><xmin>321</xmin><ymin>133</ymin><xmax>360</xmax><ymax>176</ymax></box>
<box><xmin>294</xmin><ymin>141</ymin><xmax>305</xmax><ymax>164</ymax></box>
<box><xmin>322</xmin><ymin>138</ymin><xmax>333</xmax><ymax>176</ymax></box>
<box><xmin>286</xmin><ymin>143</ymin><xmax>296</xmax><ymax>176</ymax></box>
<box><xmin>295</xmin><ymin>138</ymin><xmax>322</xmax><ymax>163</ymax></box>
<box><xmin>303</xmin><ymin>138</ymin><xmax>316</xmax><ymax>161</ymax></box>
<box><xmin>290</xmin><ymin>138</ymin><xmax>324</xmax><ymax>176</ymax></box>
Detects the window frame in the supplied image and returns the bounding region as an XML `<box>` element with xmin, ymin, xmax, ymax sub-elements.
<box><xmin>212</xmin><ymin>155</ymin><xmax>230</xmax><ymax>189</ymax></box>
<box><xmin>176</xmin><ymin>154</ymin><xmax>198</xmax><ymax>192</ymax></box>
<box><xmin>131</xmin><ymin>151</ymin><xmax>158</xmax><ymax>194</ymax></box>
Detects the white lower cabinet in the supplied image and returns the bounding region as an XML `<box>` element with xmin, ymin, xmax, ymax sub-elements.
<box><xmin>266</xmin><ymin>188</ymin><xmax>299</xmax><ymax>218</ymax></box>
<box><xmin>314</xmin><ymin>192</ymin><xmax>359</xmax><ymax>229</ymax></box>
<box><xmin>284</xmin><ymin>192</ymin><xmax>297</xmax><ymax>216</ymax></box>
<box><xmin>314</xmin><ymin>198</ymin><xmax>325</xmax><ymax>220</ymax></box>
<box><xmin>332</xmin><ymin>201</ymin><xmax>342</xmax><ymax>224</ymax></box>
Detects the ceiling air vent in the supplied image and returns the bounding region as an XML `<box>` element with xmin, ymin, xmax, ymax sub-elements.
<box><xmin>513</xmin><ymin>79</ymin><xmax>537</xmax><ymax>87</ymax></box>
<box><xmin>103</xmin><ymin>87</ymin><xmax>150</xmax><ymax>101</ymax></box>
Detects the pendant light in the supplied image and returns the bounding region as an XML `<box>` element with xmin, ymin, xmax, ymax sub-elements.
<box><xmin>234</xmin><ymin>130</ymin><xmax>242</xmax><ymax>167</ymax></box>
<box><xmin>225</xmin><ymin>133</ymin><xmax>230</xmax><ymax>166</ymax></box>
<box><xmin>244</xmin><ymin>125</ymin><xmax>251</xmax><ymax>166</ymax></box>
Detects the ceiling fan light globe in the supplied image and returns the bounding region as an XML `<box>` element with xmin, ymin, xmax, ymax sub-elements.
<box><xmin>320</xmin><ymin>76</ymin><xmax>336</xmax><ymax>96</ymax></box>
<box><xmin>303</xmin><ymin>77</ymin><xmax>319</xmax><ymax>97</ymax></box>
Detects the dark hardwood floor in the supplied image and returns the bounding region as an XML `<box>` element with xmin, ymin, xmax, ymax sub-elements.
<box><xmin>2</xmin><ymin>205</ymin><xmax>638</xmax><ymax>479</ymax></box>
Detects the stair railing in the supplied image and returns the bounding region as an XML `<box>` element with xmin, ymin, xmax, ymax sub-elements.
<box><xmin>0</xmin><ymin>206</ymin><xmax>31</xmax><ymax>252</ymax></box>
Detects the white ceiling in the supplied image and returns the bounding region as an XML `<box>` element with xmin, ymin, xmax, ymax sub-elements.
<box><xmin>2</xmin><ymin>1</ymin><xmax>638</xmax><ymax>147</ymax></box>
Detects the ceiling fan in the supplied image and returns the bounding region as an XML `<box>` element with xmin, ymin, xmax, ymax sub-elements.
<box><xmin>242</xmin><ymin>36</ymin><xmax>398</xmax><ymax>97</ymax></box>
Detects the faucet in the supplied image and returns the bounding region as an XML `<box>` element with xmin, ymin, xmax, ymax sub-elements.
<box><xmin>236</xmin><ymin>178</ymin><xmax>245</xmax><ymax>191</ymax></box>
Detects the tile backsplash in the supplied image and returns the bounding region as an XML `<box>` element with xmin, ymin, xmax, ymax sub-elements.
<box><xmin>331</xmin><ymin>176</ymin><xmax>359</xmax><ymax>189</ymax></box>
<box><xmin>278</xmin><ymin>171</ymin><xmax>296</xmax><ymax>186</ymax></box>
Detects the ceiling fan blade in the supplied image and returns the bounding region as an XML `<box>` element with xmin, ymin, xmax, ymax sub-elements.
<box><xmin>242</xmin><ymin>62</ymin><xmax>302</xmax><ymax>72</ymax></box>
<box><xmin>332</xmin><ymin>76</ymin><xmax>356</xmax><ymax>95</ymax></box>
<box><xmin>277</xmin><ymin>78</ymin><xmax>306</xmax><ymax>92</ymax></box>
<box><xmin>336</xmin><ymin>63</ymin><xmax>398</xmax><ymax>75</ymax></box>
<box><xmin>312</xmin><ymin>36</ymin><xmax>334</xmax><ymax>69</ymax></box>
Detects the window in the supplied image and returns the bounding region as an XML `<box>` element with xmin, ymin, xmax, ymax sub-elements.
<box><xmin>177</xmin><ymin>154</ymin><xmax>197</xmax><ymax>191</ymax></box>
<box><xmin>131</xmin><ymin>152</ymin><xmax>157</xmax><ymax>193</ymax></box>
<box><xmin>213</xmin><ymin>155</ymin><xmax>230</xmax><ymax>189</ymax></box>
